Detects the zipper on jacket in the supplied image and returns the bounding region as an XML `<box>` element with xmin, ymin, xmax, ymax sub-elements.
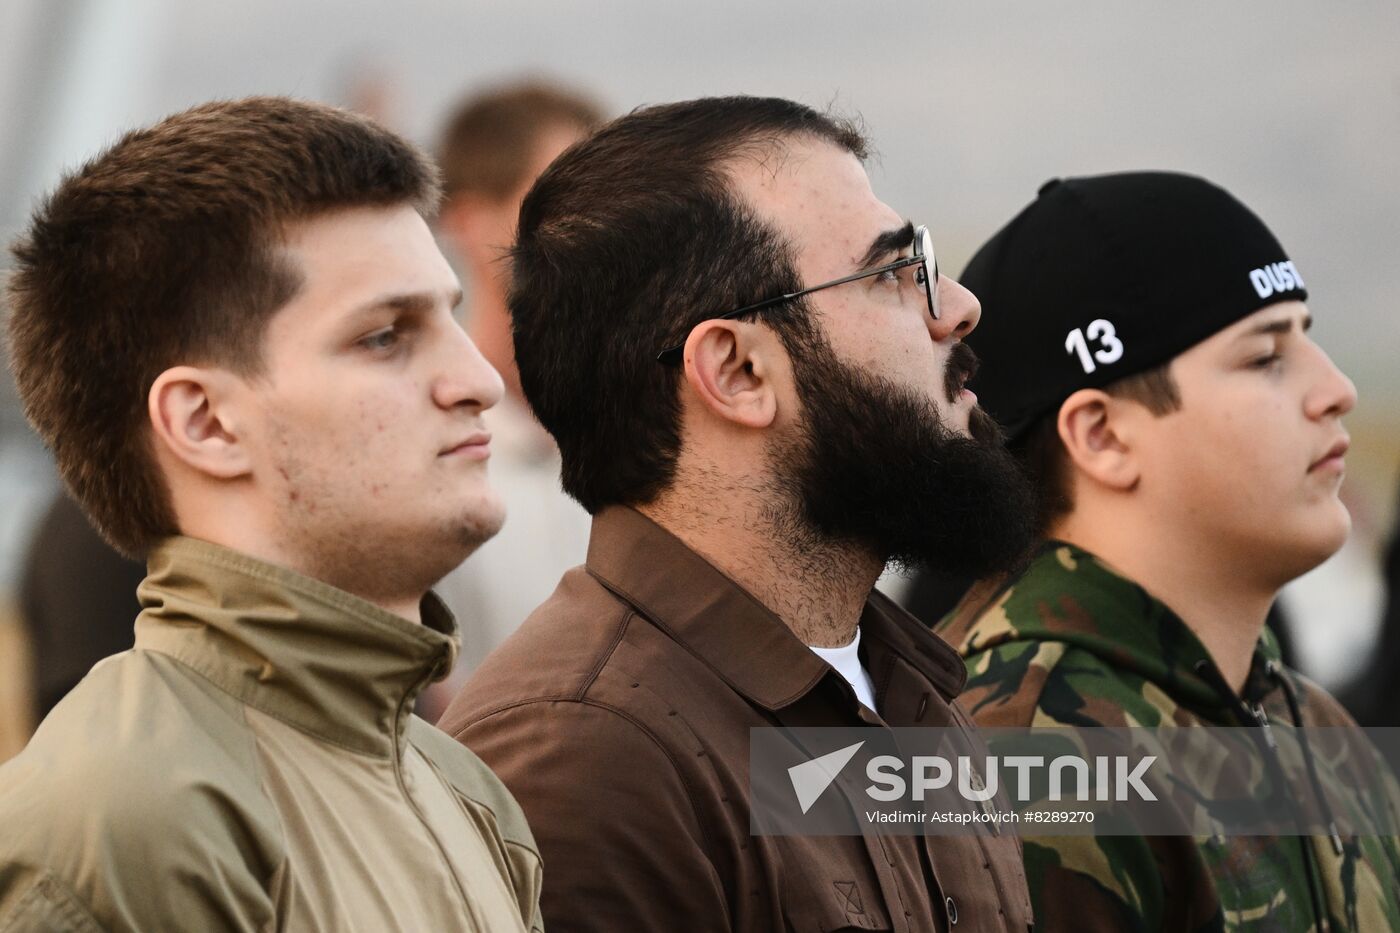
<box><xmin>389</xmin><ymin>665</ymin><xmax>481</xmax><ymax>922</ymax></box>
<box><xmin>1250</xmin><ymin>702</ymin><xmax>1277</xmax><ymax>749</ymax></box>
<box><xmin>1192</xmin><ymin>658</ymin><xmax>1330</xmax><ymax>932</ymax></box>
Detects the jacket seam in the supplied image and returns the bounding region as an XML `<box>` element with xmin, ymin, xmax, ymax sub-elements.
<box><xmin>240</xmin><ymin>704</ymin><xmax>294</xmax><ymax>914</ymax></box>
<box><xmin>502</xmin><ymin>837</ymin><xmax>544</xmax><ymax>861</ymax></box>
<box><xmin>575</xmin><ymin>605</ymin><xmax>634</xmax><ymax>699</ymax></box>
<box><xmin>0</xmin><ymin>868</ymin><xmax>104</xmax><ymax>932</ymax></box>
<box><xmin>388</xmin><ymin>716</ymin><xmax>475</xmax><ymax>912</ymax></box>
<box><xmin>408</xmin><ymin>741</ymin><xmax>544</xmax><ymax>862</ymax></box>
<box><xmin>402</xmin><ymin>737</ymin><xmax>543</xmax><ymax>928</ymax></box>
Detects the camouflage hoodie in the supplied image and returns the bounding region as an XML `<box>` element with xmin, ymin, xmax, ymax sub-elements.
<box><xmin>936</xmin><ymin>542</ymin><xmax>1400</xmax><ymax>932</ymax></box>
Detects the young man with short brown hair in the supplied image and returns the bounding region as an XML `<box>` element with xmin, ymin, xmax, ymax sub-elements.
<box><xmin>0</xmin><ymin>97</ymin><xmax>542</xmax><ymax>932</ymax></box>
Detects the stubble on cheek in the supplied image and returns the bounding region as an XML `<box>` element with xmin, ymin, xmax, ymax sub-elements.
<box><xmin>264</xmin><ymin>413</ymin><xmax>335</xmax><ymax>541</ymax></box>
<box><xmin>263</xmin><ymin>424</ymin><xmax>424</xmax><ymax>600</ymax></box>
<box><xmin>262</xmin><ymin>389</ymin><xmax>509</xmax><ymax>596</ymax></box>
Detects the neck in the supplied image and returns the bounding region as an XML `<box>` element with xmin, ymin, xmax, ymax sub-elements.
<box><xmin>1054</xmin><ymin>503</ymin><xmax>1274</xmax><ymax>694</ymax></box>
<box><xmin>639</xmin><ymin>464</ymin><xmax>882</xmax><ymax>648</ymax></box>
<box><xmin>176</xmin><ymin>503</ymin><xmax>426</xmax><ymax>624</ymax></box>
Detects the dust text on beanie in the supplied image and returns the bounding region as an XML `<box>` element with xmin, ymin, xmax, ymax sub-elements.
<box><xmin>1249</xmin><ymin>261</ymin><xmax>1305</xmax><ymax>299</ymax></box>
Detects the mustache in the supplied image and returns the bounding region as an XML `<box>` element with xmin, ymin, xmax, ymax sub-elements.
<box><xmin>944</xmin><ymin>340</ymin><xmax>980</xmax><ymax>404</ymax></box>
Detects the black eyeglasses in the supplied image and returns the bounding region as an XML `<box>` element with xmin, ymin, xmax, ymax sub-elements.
<box><xmin>656</xmin><ymin>224</ymin><xmax>939</xmax><ymax>364</ymax></box>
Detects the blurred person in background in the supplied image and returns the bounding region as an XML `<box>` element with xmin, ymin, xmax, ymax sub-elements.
<box><xmin>422</xmin><ymin>81</ymin><xmax>602</xmax><ymax>718</ymax></box>
<box><xmin>1341</xmin><ymin>469</ymin><xmax>1400</xmax><ymax>765</ymax></box>
<box><xmin>936</xmin><ymin>172</ymin><xmax>1400</xmax><ymax>930</ymax></box>
<box><xmin>0</xmin><ymin>97</ymin><xmax>541</xmax><ymax>931</ymax></box>
<box><xmin>18</xmin><ymin>492</ymin><xmax>142</xmax><ymax>720</ymax></box>
<box><xmin>440</xmin><ymin>95</ymin><xmax>1037</xmax><ymax>931</ymax></box>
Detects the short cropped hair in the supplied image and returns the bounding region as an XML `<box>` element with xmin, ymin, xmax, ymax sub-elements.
<box><xmin>508</xmin><ymin>96</ymin><xmax>868</xmax><ymax>513</ymax></box>
<box><xmin>5</xmin><ymin>96</ymin><xmax>440</xmax><ymax>557</ymax></box>
<box><xmin>438</xmin><ymin>81</ymin><xmax>603</xmax><ymax>202</ymax></box>
<box><xmin>1018</xmin><ymin>362</ymin><xmax>1182</xmax><ymax>533</ymax></box>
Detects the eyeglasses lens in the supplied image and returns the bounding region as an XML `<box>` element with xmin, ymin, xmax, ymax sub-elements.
<box><xmin>916</xmin><ymin>226</ymin><xmax>940</xmax><ymax>320</ymax></box>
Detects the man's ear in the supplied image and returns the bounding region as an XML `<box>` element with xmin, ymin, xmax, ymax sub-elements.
<box><xmin>1056</xmin><ymin>388</ymin><xmax>1140</xmax><ymax>492</ymax></box>
<box><xmin>147</xmin><ymin>366</ymin><xmax>252</xmax><ymax>480</ymax></box>
<box><xmin>680</xmin><ymin>320</ymin><xmax>779</xmax><ymax>430</ymax></box>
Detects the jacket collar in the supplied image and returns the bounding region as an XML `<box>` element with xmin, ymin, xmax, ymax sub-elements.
<box><xmin>134</xmin><ymin>536</ymin><xmax>457</xmax><ymax>756</ymax></box>
<box><xmin>941</xmin><ymin>541</ymin><xmax>1283</xmax><ymax>711</ymax></box>
<box><xmin>584</xmin><ymin>506</ymin><xmax>965</xmax><ymax>711</ymax></box>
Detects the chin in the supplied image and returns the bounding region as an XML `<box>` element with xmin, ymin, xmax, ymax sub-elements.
<box><xmin>1314</xmin><ymin>502</ymin><xmax>1353</xmax><ymax>560</ymax></box>
<box><xmin>453</xmin><ymin>495</ymin><xmax>507</xmax><ymax>551</ymax></box>
<box><xmin>1271</xmin><ymin>508</ymin><xmax>1351</xmax><ymax>585</ymax></box>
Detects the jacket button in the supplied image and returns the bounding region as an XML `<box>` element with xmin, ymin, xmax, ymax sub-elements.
<box><xmin>946</xmin><ymin>896</ymin><xmax>958</xmax><ymax>925</ymax></box>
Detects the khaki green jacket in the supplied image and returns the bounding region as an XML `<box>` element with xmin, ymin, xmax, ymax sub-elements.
<box><xmin>0</xmin><ymin>537</ymin><xmax>544</xmax><ymax>932</ymax></box>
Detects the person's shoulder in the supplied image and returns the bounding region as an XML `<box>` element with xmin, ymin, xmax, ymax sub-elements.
<box><xmin>2</xmin><ymin>646</ymin><xmax>277</xmax><ymax>835</ymax></box>
<box><xmin>0</xmin><ymin>651</ymin><xmax>281</xmax><ymax>925</ymax></box>
<box><xmin>455</xmin><ymin>567</ymin><xmax>621</xmax><ymax>683</ymax></box>
<box><xmin>943</xmin><ymin>548</ymin><xmax>1181</xmax><ymax>727</ymax></box>
<box><xmin>440</xmin><ymin>564</ymin><xmax>667</xmax><ymax>734</ymax></box>
<box><xmin>935</xmin><ymin>547</ymin><xmax>1088</xmax><ymax>657</ymax></box>
<box><xmin>959</xmin><ymin>635</ymin><xmax>1173</xmax><ymax>728</ymax></box>
<box><xmin>956</xmin><ymin>633</ymin><xmax>1071</xmax><ymax>726</ymax></box>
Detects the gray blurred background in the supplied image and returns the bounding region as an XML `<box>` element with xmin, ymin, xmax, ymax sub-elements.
<box><xmin>1</xmin><ymin>0</ymin><xmax>1397</xmax><ymax>703</ymax></box>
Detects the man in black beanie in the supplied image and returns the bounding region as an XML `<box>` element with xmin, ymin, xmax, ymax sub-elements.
<box><xmin>936</xmin><ymin>172</ymin><xmax>1400</xmax><ymax>930</ymax></box>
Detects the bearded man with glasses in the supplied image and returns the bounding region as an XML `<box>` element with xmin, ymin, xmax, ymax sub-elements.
<box><xmin>439</xmin><ymin>96</ymin><xmax>1036</xmax><ymax>932</ymax></box>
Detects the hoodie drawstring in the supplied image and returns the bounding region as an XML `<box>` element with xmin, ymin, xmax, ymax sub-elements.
<box><xmin>1192</xmin><ymin>657</ymin><xmax>1331</xmax><ymax>932</ymax></box>
<box><xmin>1270</xmin><ymin>661</ymin><xmax>1346</xmax><ymax>857</ymax></box>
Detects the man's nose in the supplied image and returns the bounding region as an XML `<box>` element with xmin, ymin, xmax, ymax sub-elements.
<box><xmin>1303</xmin><ymin>342</ymin><xmax>1357</xmax><ymax>421</ymax></box>
<box><xmin>928</xmin><ymin>275</ymin><xmax>981</xmax><ymax>342</ymax></box>
<box><xmin>433</xmin><ymin>325</ymin><xmax>505</xmax><ymax>412</ymax></box>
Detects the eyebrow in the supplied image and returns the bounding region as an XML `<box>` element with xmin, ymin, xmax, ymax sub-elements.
<box><xmin>1243</xmin><ymin>313</ymin><xmax>1313</xmax><ymax>339</ymax></box>
<box><xmin>856</xmin><ymin>221</ymin><xmax>915</xmax><ymax>270</ymax></box>
<box><xmin>349</xmin><ymin>288</ymin><xmax>464</xmax><ymax>320</ymax></box>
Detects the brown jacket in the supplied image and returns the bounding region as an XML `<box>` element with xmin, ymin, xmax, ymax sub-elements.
<box><xmin>441</xmin><ymin>506</ymin><xmax>1033</xmax><ymax>932</ymax></box>
<box><xmin>0</xmin><ymin>537</ymin><xmax>543</xmax><ymax>932</ymax></box>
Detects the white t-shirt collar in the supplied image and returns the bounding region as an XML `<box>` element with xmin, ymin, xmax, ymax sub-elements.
<box><xmin>808</xmin><ymin>626</ymin><xmax>878</xmax><ymax>712</ymax></box>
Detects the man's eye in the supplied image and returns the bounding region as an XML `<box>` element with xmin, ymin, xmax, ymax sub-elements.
<box><xmin>1250</xmin><ymin>353</ymin><xmax>1282</xmax><ymax>369</ymax></box>
<box><xmin>359</xmin><ymin>327</ymin><xmax>399</xmax><ymax>351</ymax></box>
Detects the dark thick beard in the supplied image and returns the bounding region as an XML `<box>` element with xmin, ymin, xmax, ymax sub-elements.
<box><xmin>771</xmin><ymin>333</ymin><xmax>1035</xmax><ymax>580</ymax></box>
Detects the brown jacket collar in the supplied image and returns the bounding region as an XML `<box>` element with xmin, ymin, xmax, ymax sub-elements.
<box><xmin>584</xmin><ymin>506</ymin><xmax>966</xmax><ymax>711</ymax></box>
